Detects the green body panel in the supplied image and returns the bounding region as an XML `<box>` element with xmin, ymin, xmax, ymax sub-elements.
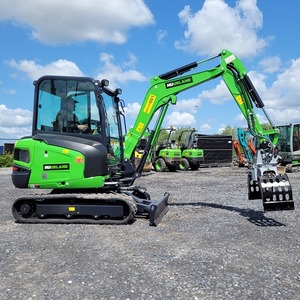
<box><xmin>158</xmin><ymin>148</ymin><xmax>181</xmax><ymax>159</ymax></box>
<box><xmin>182</xmin><ymin>149</ymin><xmax>204</xmax><ymax>159</ymax></box>
<box><xmin>14</xmin><ymin>138</ymin><xmax>109</xmax><ymax>189</ymax></box>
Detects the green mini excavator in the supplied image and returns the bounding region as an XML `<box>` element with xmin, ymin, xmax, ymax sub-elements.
<box><xmin>11</xmin><ymin>49</ymin><xmax>294</xmax><ymax>226</ymax></box>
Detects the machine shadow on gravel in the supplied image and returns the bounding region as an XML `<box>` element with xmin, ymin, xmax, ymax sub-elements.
<box><xmin>169</xmin><ymin>202</ymin><xmax>286</xmax><ymax>227</ymax></box>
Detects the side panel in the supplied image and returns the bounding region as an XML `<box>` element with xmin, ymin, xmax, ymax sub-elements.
<box><xmin>12</xmin><ymin>137</ymin><xmax>109</xmax><ymax>189</ymax></box>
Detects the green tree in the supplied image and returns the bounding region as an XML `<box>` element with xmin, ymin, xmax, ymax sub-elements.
<box><xmin>220</xmin><ymin>125</ymin><xmax>235</xmax><ymax>137</ymax></box>
<box><xmin>0</xmin><ymin>151</ymin><xmax>13</xmax><ymax>167</ymax></box>
<box><xmin>261</xmin><ymin>123</ymin><xmax>273</xmax><ymax>131</ymax></box>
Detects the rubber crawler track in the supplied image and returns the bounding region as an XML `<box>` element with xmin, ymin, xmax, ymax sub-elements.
<box><xmin>12</xmin><ymin>192</ymin><xmax>138</xmax><ymax>225</ymax></box>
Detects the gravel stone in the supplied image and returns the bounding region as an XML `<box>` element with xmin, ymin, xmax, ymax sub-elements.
<box><xmin>0</xmin><ymin>166</ymin><xmax>299</xmax><ymax>299</ymax></box>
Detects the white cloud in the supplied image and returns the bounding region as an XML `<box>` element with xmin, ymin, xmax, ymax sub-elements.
<box><xmin>0</xmin><ymin>105</ymin><xmax>32</xmax><ymax>140</ymax></box>
<box><xmin>172</xmin><ymin>98</ymin><xmax>201</xmax><ymax>113</ymax></box>
<box><xmin>95</xmin><ymin>52</ymin><xmax>147</xmax><ymax>88</ymax></box>
<box><xmin>124</xmin><ymin>102</ymin><xmax>141</xmax><ymax>119</ymax></box>
<box><xmin>199</xmin><ymin>123</ymin><xmax>212</xmax><ymax>132</ymax></box>
<box><xmin>258</xmin><ymin>56</ymin><xmax>282</xmax><ymax>74</ymax></box>
<box><xmin>7</xmin><ymin>52</ymin><xmax>147</xmax><ymax>85</ymax></box>
<box><xmin>7</xmin><ymin>59</ymin><xmax>84</xmax><ymax>80</ymax></box>
<box><xmin>271</xmin><ymin>58</ymin><xmax>300</xmax><ymax>107</ymax></box>
<box><xmin>4</xmin><ymin>89</ymin><xmax>17</xmax><ymax>95</ymax></box>
<box><xmin>0</xmin><ymin>104</ymin><xmax>32</xmax><ymax>127</ymax></box>
<box><xmin>165</xmin><ymin>111</ymin><xmax>196</xmax><ymax>127</ymax></box>
<box><xmin>122</xmin><ymin>53</ymin><xmax>138</xmax><ymax>69</ymax></box>
<box><xmin>175</xmin><ymin>0</ymin><xmax>267</xmax><ymax>58</ymax></box>
<box><xmin>234</xmin><ymin>112</ymin><xmax>266</xmax><ymax>126</ymax></box>
<box><xmin>198</xmin><ymin>80</ymin><xmax>232</xmax><ymax>105</ymax></box>
<box><xmin>0</xmin><ymin>126</ymin><xmax>30</xmax><ymax>136</ymax></box>
<box><xmin>217</xmin><ymin>124</ymin><xmax>228</xmax><ymax>134</ymax></box>
<box><xmin>156</xmin><ymin>29</ymin><xmax>168</xmax><ymax>44</ymax></box>
<box><xmin>248</xmin><ymin>61</ymin><xmax>300</xmax><ymax>125</ymax></box>
<box><xmin>0</xmin><ymin>0</ymin><xmax>154</xmax><ymax>45</ymax></box>
<box><xmin>267</xmin><ymin>108</ymin><xmax>300</xmax><ymax>125</ymax></box>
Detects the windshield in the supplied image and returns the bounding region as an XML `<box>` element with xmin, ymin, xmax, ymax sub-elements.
<box><xmin>35</xmin><ymin>78</ymin><xmax>102</xmax><ymax>136</ymax></box>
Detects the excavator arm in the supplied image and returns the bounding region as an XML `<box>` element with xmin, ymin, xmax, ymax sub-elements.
<box><xmin>125</xmin><ymin>50</ymin><xmax>276</xmax><ymax>157</ymax></box>
<box><xmin>125</xmin><ymin>49</ymin><xmax>294</xmax><ymax>211</ymax></box>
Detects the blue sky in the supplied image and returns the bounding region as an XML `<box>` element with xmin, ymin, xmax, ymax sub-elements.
<box><xmin>0</xmin><ymin>0</ymin><xmax>300</xmax><ymax>145</ymax></box>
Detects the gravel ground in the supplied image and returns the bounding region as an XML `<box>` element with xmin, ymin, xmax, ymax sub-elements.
<box><xmin>0</xmin><ymin>166</ymin><xmax>299</xmax><ymax>300</ymax></box>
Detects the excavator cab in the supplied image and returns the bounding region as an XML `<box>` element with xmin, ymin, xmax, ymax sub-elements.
<box><xmin>11</xmin><ymin>75</ymin><xmax>169</xmax><ymax>225</ymax></box>
<box><xmin>13</xmin><ymin>76</ymin><xmax>123</xmax><ymax>190</ymax></box>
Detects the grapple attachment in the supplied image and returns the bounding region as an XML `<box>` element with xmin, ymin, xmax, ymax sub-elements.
<box><xmin>259</xmin><ymin>174</ymin><xmax>294</xmax><ymax>211</ymax></box>
<box><xmin>248</xmin><ymin>172</ymin><xmax>294</xmax><ymax>211</ymax></box>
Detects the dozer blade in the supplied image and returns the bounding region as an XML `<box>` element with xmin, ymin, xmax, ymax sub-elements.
<box><xmin>259</xmin><ymin>174</ymin><xmax>294</xmax><ymax>211</ymax></box>
<box><xmin>131</xmin><ymin>192</ymin><xmax>170</xmax><ymax>226</ymax></box>
<box><xmin>149</xmin><ymin>192</ymin><xmax>169</xmax><ymax>226</ymax></box>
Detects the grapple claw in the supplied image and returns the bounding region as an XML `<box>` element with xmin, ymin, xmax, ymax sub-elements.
<box><xmin>259</xmin><ymin>174</ymin><xmax>294</xmax><ymax>211</ymax></box>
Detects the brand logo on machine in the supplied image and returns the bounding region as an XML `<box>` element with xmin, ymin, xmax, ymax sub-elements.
<box><xmin>43</xmin><ymin>163</ymin><xmax>70</xmax><ymax>171</ymax></box>
<box><xmin>166</xmin><ymin>76</ymin><xmax>193</xmax><ymax>88</ymax></box>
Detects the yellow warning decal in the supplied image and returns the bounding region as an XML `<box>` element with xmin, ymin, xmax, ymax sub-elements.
<box><xmin>69</xmin><ymin>207</ymin><xmax>76</xmax><ymax>212</ymax></box>
<box><xmin>136</xmin><ymin>122</ymin><xmax>144</xmax><ymax>133</ymax></box>
<box><xmin>62</xmin><ymin>149</ymin><xmax>69</xmax><ymax>154</ymax></box>
<box><xmin>144</xmin><ymin>94</ymin><xmax>156</xmax><ymax>114</ymax></box>
<box><xmin>236</xmin><ymin>95</ymin><xmax>243</xmax><ymax>105</ymax></box>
